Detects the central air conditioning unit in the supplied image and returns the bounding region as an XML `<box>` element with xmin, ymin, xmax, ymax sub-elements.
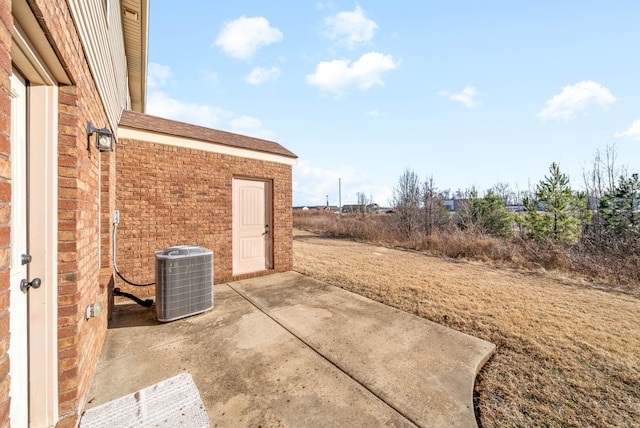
<box><xmin>155</xmin><ymin>245</ymin><xmax>214</xmax><ymax>322</ymax></box>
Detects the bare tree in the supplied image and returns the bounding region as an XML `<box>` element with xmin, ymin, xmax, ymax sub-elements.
<box><xmin>492</xmin><ymin>182</ymin><xmax>512</xmax><ymax>204</ymax></box>
<box><xmin>356</xmin><ymin>192</ymin><xmax>370</xmax><ymax>214</ymax></box>
<box><xmin>583</xmin><ymin>143</ymin><xmax>627</xmax><ymax>212</ymax></box>
<box><xmin>422</xmin><ymin>176</ymin><xmax>449</xmax><ymax>235</ymax></box>
<box><xmin>584</xmin><ymin>148</ymin><xmax>604</xmax><ymax>203</ymax></box>
<box><xmin>391</xmin><ymin>169</ymin><xmax>422</xmax><ymax>237</ymax></box>
<box><xmin>510</xmin><ymin>182</ymin><xmax>532</xmax><ymax>207</ymax></box>
<box><xmin>455</xmin><ymin>187</ymin><xmax>478</xmax><ymax>232</ymax></box>
<box><xmin>605</xmin><ymin>143</ymin><xmax>618</xmax><ymax>193</ymax></box>
<box><xmin>493</xmin><ymin>182</ymin><xmax>525</xmax><ymax>206</ymax></box>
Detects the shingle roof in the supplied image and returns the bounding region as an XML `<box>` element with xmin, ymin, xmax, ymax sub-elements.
<box><xmin>118</xmin><ymin>110</ymin><xmax>297</xmax><ymax>159</ymax></box>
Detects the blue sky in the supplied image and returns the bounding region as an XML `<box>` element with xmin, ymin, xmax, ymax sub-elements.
<box><xmin>147</xmin><ymin>1</ymin><xmax>640</xmax><ymax>207</ymax></box>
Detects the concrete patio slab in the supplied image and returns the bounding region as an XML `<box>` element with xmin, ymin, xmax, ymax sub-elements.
<box><xmin>84</xmin><ymin>272</ymin><xmax>494</xmax><ymax>427</ymax></box>
<box><xmin>231</xmin><ymin>272</ymin><xmax>495</xmax><ymax>427</ymax></box>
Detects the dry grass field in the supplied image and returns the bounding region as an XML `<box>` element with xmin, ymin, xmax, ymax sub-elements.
<box><xmin>293</xmin><ymin>229</ymin><xmax>640</xmax><ymax>427</ymax></box>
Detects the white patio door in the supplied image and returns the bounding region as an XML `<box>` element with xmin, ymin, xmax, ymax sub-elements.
<box><xmin>9</xmin><ymin>71</ymin><xmax>29</xmax><ymax>428</ymax></box>
<box><xmin>232</xmin><ymin>179</ymin><xmax>273</xmax><ymax>275</ymax></box>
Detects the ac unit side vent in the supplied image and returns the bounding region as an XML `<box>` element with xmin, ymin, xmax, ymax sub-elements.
<box><xmin>155</xmin><ymin>245</ymin><xmax>214</xmax><ymax>322</ymax></box>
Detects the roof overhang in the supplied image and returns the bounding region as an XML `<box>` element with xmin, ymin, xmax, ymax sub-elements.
<box><xmin>121</xmin><ymin>0</ymin><xmax>149</xmax><ymax>113</ymax></box>
<box><xmin>118</xmin><ymin>126</ymin><xmax>298</xmax><ymax>166</ymax></box>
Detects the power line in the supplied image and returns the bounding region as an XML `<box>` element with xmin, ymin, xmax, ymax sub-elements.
<box><xmin>293</xmin><ymin>190</ymin><xmax>328</xmax><ymax>201</ymax></box>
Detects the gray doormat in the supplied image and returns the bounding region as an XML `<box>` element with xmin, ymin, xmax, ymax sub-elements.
<box><xmin>80</xmin><ymin>372</ymin><xmax>209</xmax><ymax>427</ymax></box>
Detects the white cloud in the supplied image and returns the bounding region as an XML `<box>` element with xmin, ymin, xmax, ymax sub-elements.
<box><xmin>614</xmin><ymin>119</ymin><xmax>640</xmax><ymax>141</ymax></box>
<box><xmin>439</xmin><ymin>86</ymin><xmax>480</xmax><ymax>109</ymax></box>
<box><xmin>366</xmin><ymin>109</ymin><xmax>379</xmax><ymax>117</ymax></box>
<box><xmin>214</xmin><ymin>16</ymin><xmax>283</xmax><ymax>60</ymax></box>
<box><xmin>293</xmin><ymin>160</ymin><xmax>390</xmax><ymax>207</ymax></box>
<box><xmin>147</xmin><ymin>91</ymin><xmax>232</xmax><ymax>128</ymax></box>
<box><xmin>306</xmin><ymin>52</ymin><xmax>399</xmax><ymax>97</ymax></box>
<box><xmin>146</xmin><ymin>91</ymin><xmax>275</xmax><ymax>140</ymax></box>
<box><xmin>323</xmin><ymin>3</ymin><xmax>378</xmax><ymax>50</ymax></box>
<box><xmin>229</xmin><ymin>116</ymin><xmax>276</xmax><ymax>140</ymax></box>
<box><xmin>147</xmin><ymin>63</ymin><xmax>171</xmax><ymax>89</ymax></box>
<box><xmin>538</xmin><ymin>80</ymin><xmax>616</xmax><ymax>120</ymax></box>
<box><xmin>316</xmin><ymin>1</ymin><xmax>336</xmax><ymax>10</ymax></box>
<box><xmin>245</xmin><ymin>66</ymin><xmax>281</xmax><ymax>85</ymax></box>
<box><xmin>146</xmin><ymin>64</ymin><xmax>275</xmax><ymax>138</ymax></box>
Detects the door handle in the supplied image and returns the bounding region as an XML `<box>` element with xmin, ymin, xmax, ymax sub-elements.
<box><xmin>21</xmin><ymin>254</ymin><xmax>32</xmax><ymax>265</ymax></box>
<box><xmin>20</xmin><ymin>278</ymin><xmax>41</xmax><ymax>293</ymax></box>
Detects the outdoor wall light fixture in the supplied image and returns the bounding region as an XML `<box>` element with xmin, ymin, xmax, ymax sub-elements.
<box><xmin>87</xmin><ymin>121</ymin><xmax>115</xmax><ymax>152</ymax></box>
<box><xmin>86</xmin><ymin>302</ymin><xmax>103</xmax><ymax>320</ymax></box>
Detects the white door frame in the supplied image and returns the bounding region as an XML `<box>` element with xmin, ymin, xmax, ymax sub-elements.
<box><xmin>27</xmin><ymin>78</ymin><xmax>59</xmax><ymax>427</ymax></box>
<box><xmin>232</xmin><ymin>178</ymin><xmax>273</xmax><ymax>276</ymax></box>
<box><xmin>11</xmin><ymin>19</ymin><xmax>60</xmax><ymax>426</ymax></box>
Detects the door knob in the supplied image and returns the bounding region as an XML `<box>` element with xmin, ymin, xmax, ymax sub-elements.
<box><xmin>20</xmin><ymin>278</ymin><xmax>41</xmax><ymax>293</ymax></box>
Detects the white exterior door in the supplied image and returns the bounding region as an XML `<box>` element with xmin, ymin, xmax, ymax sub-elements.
<box><xmin>9</xmin><ymin>72</ymin><xmax>29</xmax><ymax>428</ymax></box>
<box><xmin>10</xmin><ymin>12</ymin><xmax>61</xmax><ymax>425</ymax></box>
<box><xmin>232</xmin><ymin>179</ymin><xmax>272</xmax><ymax>275</ymax></box>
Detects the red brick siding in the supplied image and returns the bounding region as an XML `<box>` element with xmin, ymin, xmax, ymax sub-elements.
<box><xmin>57</xmin><ymin>84</ymin><xmax>113</xmax><ymax>427</ymax></box>
<box><xmin>0</xmin><ymin>0</ymin><xmax>119</xmax><ymax>424</ymax></box>
<box><xmin>25</xmin><ymin>1</ymin><xmax>117</xmax><ymax>426</ymax></box>
<box><xmin>115</xmin><ymin>138</ymin><xmax>293</xmax><ymax>298</ymax></box>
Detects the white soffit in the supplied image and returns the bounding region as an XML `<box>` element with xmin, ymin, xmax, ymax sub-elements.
<box><xmin>12</xmin><ymin>0</ymin><xmax>71</xmax><ymax>85</ymax></box>
<box><xmin>121</xmin><ymin>0</ymin><xmax>148</xmax><ymax>113</ymax></box>
<box><xmin>118</xmin><ymin>127</ymin><xmax>297</xmax><ymax>166</ymax></box>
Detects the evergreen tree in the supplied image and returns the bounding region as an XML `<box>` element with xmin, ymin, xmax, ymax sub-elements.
<box><xmin>519</xmin><ymin>163</ymin><xmax>588</xmax><ymax>244</ymax></box>
<box><xmin>458</xmin><ymin>190</ymin><xmax>513</xmax><ymax>237</ymax></box>
<box><xmin>599</xmin><ymin>173</ymin><xmax>640</xmax><ymax>236</ymax></box>
<box><xmin>474</xmin><ymin>192</ymin><xmax>513</xmax><ymax>237</ymax></box>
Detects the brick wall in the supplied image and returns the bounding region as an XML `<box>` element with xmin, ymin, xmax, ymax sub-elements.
<box><xmin>57</xmin><ymin>83</ymin><xmax>113</xmax><ymax>427</ymax></box>
<box><xmin>0</xmin><ymin>0</ymin><xmax>12</xmax><ymax>425</ymax></box>
<box><xmin>115</xmin><ymin>138</ymin><xmax>293</xmax><ymax>298</ymax></box>
<box><xmin>27</xmin><ymin>1</ymin><xmax>117</xmax><ymax>426</ymax></box>
<box><xmin>0</xmin><ymin>0</ymin><xmax>121</xmax><ymax>425</ymax></box>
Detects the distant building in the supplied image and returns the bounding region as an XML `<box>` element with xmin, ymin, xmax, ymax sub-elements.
<box><xmin>293</xmin><ymin>205</ymin><xmax>339</xmax><ymax>212</ymax></box>
<box><xmin>341</xmin><ymin>203</ymin><xmax>379</xmax><ymax>214</ymax></box>
<box><xmin>442</xmin><ymin>199</ymin><xmax>468</xmax><ymax>212</ymax></box>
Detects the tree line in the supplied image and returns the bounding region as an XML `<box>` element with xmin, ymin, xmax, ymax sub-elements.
<box><xmin>390</xmin><ymin>146</ymin><xmax>640</xmax><ymax>249</ymax></box>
